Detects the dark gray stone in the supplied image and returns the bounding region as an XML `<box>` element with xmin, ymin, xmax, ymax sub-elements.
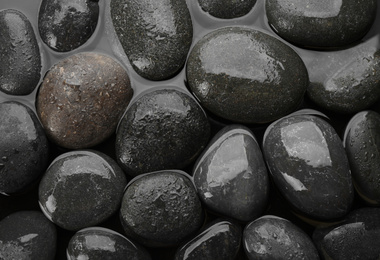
<box><xmin>111</xmin><ymin>0</ymin><xmax>193</xmax><ymax>80</ymax></box>
<box><xmin>198</xmin><ymin>0</ymin><xmax>256</xmax><ymax>19</ymax></box>
<box><xmin>0</xmin><ymin>9</ymin><xmax>41</xmax><ymax>95</ymax></box>
<box><xmin>186</xmin><ymin>26</ymin><xmax>308</xmax><ymax>124</ymax></box>
<box><xmin>193</xmin><ymin>124</ymin><xmax>269</xmax><ymax>222</ymax></box>
<box><xmin>116</xmin><ymin>88</ymin><xmax>210</xmax><ymax>177</ymax></box>
<box><xmin>265</xmin><ymin>0</ymin><xmax>377</xmax><ymax>49</ymax></box>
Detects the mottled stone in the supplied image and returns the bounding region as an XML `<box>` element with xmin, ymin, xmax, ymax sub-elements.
<box><xmin>266</xmin><ymin>0</ymin><xmax>377</xmax><ymax>49</ymax></box>
<box><xmin>0</xmin><ymin>101</ymin><xmax>49</xmax><ymax>195</ymax></box>
<box><xmin>193</xmin><ymin>125</ymin><xmax>269</xmax><ymax>222</ymax></box>
<box><xmin>111</xmin><ymin>0</ymin><xmax>193</xmax><ymax>80</ymax></box>
<box><xmin>116</xmin><ymin>88</ymin><xmax>210</xmax><ymax>177</ymax></box>
<box><xmin>263</xmin><ymin>114</ymin><xmax>354</xmax><ymax>220</ymax></box>
<box><xmin>38</xmin><ymin>150</ymin><xmax>127</xmax><ymax>231</ymax></box>
<box><xmin>0</xmin><ymin>211</ymin><xmax>57</xmax><ymax>260</ymax></box>
<box><xmin>38</xmin><ymin>0</ymin><xmax>99</xmax><ymax>52</ymax></box>
<box><xmin>244</xmin><ymin>215</ymin><xmax>319</xmax><ymax>260</ymax></box>
<box><xmin>186</xmin><ymin>26</ymin><xmax>308</xmax><ymax>124</ymax></box>
<box><xmin>0</xmin><ymin>9</ymin><xmax>41</xmax><ymax>95</ymax></box>
<box><xmin>67</xmin><ymin>227</ymin><xmax>151</xmax><ymax>260</ymax></box>
<box><xmin>36</xmin><ymin>52</ymin><xmax>133</xmax><ymax>149</ymax></box>
<box><xmin>198</xmin><ymin>0</ymin><xmax>256</xmax><ymax>19</ymax></box>
<box><xmin>120</xmin><ymin>170</ymin><xmax>204</xmax><ymax>247</ymax></box>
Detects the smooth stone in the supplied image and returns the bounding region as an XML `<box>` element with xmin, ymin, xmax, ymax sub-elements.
<box><xmin>174</xmin><ymin>219</ymin><xmax>241</xmax><ymax>260</ymax></box>
<box><xmin>116</xmin><ymin>88</ymin><xmax>210</xmax><ymax>177</ymax></box>
<box><xmin>193</xmin><ymin>125</ymin><xmax>269</xmax><ymax>222</ymax></box>
<box><xmin>111</xmin><ymin>0</ymin><xmax>193</xmax><ymax>80</ymax></box>
<box><xmin>0</xmin><ymin>211</ymin><xmax>57</xmax><ymax>260</ymax></box>
<box><xmin>38</xmin><ymin>150</ymin><xmax>127</xmax><ymax>231</ymax></box>
<box><xmin>38</xmin><ymin>0</ymin><xmax>99</xmax><ymax>52</ymax></box>
<box><xmin>0</xmin><ymin>9</ymin><xmax>41</xmax><ymax>95</ymax></box>
<box><xmin>263</xmin><ymin>114</ymin><xmax>354</xmax><ymax>220</ymax></box>
<box><xmin>120</xmin><ymin>170</ymin><xmax>204</xmax><ymax>247</ymax></box>
<box><xmin>36</xmin><ymin>52</ymin><xmax>133</xmax><ymax>149</ymax></box>
<box><xmin>343</xmin><ymin>111</ymin><xmax>380</xmax><ymax>205</ymax></box>
<box><xmin>198</xmin><ymin>0</ymin><xmax>256</xmax><ymax>19</ymax></box>
<box><xmin>0</xmin><ymin>101</ymin><xmax>49</xmax><ymax>195</ymax></box>
<box><xmin>186</xmin><ymin>26</ymin><xmax>308</xmax><ymax>124</ymax></box>
<box><xmin>67</xmin><ymin>227</ymin><xmax>151</xmax><ymax>260</ymax></box>
<box><xmin>265</xmin><ymin>0</ymin><xmax>377</xmax><ymax>49</ymax></box>
<box><xmin>243</xmin><ymin>215</ymin><xmax>319</xmax><ymax>260</ymax></box>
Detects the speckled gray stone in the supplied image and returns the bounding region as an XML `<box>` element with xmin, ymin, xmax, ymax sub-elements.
<box><xmin>198</xmin><ymin>0</ymin><xmax>256</xmax><ymax>19</ymax></box>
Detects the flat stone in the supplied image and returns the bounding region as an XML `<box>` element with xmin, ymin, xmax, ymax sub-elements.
<box><xmin>193</xmin><ymin>125</ymin><xmax>269</xmax><ymax>222</ymax></box>
<box><xmin>36</xmin><ymin>52</ymin><xmax>133</xmax><ymax>149</ymax></box>
<box><xmin>0</xmin><ymin>9</ymin><xmax>41</xmax><ymax>95</ymax></box>
<box><xmin>186</xmin><ymin>26</ymin><xmax>308</xmax><ymax>124</ymax></box>
<box><xmin>111</xmin><ymin>0</ymin><xmax>193</xmax><ymax>80</ymax></box>
<box><xmin>198</xmin><ymin>0</ymin><xmax>256</xmax><ymax>19</ymax></box>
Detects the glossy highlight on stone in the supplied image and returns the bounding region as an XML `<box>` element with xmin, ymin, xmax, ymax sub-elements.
<box><xmin>198</xmin><ymin>0</ymin><xmax>256</xmax><ymax>19</ymax></box>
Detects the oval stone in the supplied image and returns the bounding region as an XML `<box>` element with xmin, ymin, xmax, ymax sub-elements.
<box><xmin>116</xmin><ymin>88</ymin><xmax>210</xmax><ymax>177</ymax></box>
<box><xmin>0</xmin><ymin>101</ymin><xmax>49</xmax><ymax>195</ymax></box>
<box><xmin>36</xmin><ymin>52</ymin><xmax>133</xmax><ymax>149</ymax></box>
<box><xmin>0</xmin><ymin>9</ymin><xmax>41</xmax><ymax>95</ymax></box>
<box><xmin>198</xmin><ymin>0</ymin><xmax>256</xmax><ymax>19</ymax></box>
<box><xmin>243</xmin><ymin>215</ymin><xmax>319</xmax><ymax>260</ymax></box>
<box><xmin>265</xmin><ymin>0</ymin><xmax>377</xmax><ymax>49</ymax></box>
<box><xmin>120</xmin><ymin>170</ymin><xmax>204</xmax><ymax>247</ymax></box>
<box><xmin>38</xmin><ymin>0</ymin><xmax>99</xmax><ymax>52</ymax></box>
<box><xmin>0</xmin><ymin>211</ymin><xmax>57</xmax><ymax>260</ymax></box>
<box><xmin>38</xmin><ymin>150</ymin><xmax>127</xmax><ymax>231</ymax></box>
<box><xmin>186</xmin><ymin>26</ymin><xmax>308</xmax><ymax>124</ymax></box>
<box><xmin>67</xmin><ymin>227</ymin><xmax>151</xmax><ymax>260</ymax></box>
<box><xmin>263</xmin><ymin>114</ymin><xmax>354</xmax><ymax>220</ymax></box>
<box><xmin>193</xmin><ymin>125</ymin><xmax>269</xmax><ymax>222</ymax></box>
<box><xmin>111</xmin><ymin>0</ymin><xmax>193</xmax><ymax>80</ymax></box>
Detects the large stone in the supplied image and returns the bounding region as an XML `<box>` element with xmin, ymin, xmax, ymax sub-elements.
<box><xmin>198</xmin><ymin>0</ymin><xmax>256</xmax><ymax>19</ymax></box>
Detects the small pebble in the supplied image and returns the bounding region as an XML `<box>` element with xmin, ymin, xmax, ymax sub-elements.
<box><xmin>197</xmin><ymin>0</ymin><xmax>256</xmax><ymax>19</ymax></box>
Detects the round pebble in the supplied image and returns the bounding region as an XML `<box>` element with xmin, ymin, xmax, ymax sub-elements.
<box><xmin>197</xmin><ymin>0</ymin><xmax>257</xmax><ymax>19</ymax></box>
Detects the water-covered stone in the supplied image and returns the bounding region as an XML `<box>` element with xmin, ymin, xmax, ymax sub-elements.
<box><xmin>0</xmin><ymin>211</ymin><xmax>57</xmax><ymax>260</ymax></box>
<box><xmin>38</xmin><ymin>0</ymin><xmax>99</xmax><ymax>52</ymax></box>
<box><xmin>120</xmin><ymin>170</ymin><xmax>204</xmax><ymax>247</ymax></box>
<box><xmin>198</xmin><ymin>0</ymin><xmax>256</xmax><ymax>19</ymax></box>
<box><xmin>67</xmin><ymin>227</ymin><xmax>151</xmax><ymax>260</ymax></box>
<box><xmin>0</xmin><ymin>9</ymin><xmax>41</xmax><ymax>95</ymax></box>
<box><xmin>36</xmin><ymin>52</ymin><xmax>133</xmax><ymax>149</ymax></box>
<box><xmin>243</xmin><ymin>215</ymin><xmax>319</xmax><ymax>260</ymax></box>
<box><xmin>263</xmin><ymin>113</ymin><xmax>354</xmax><ymax>220</ymax></box>
<box><xmin>174</xmin><ymin>219</ymin><xmax>241</xmax><ymax>260</ymax></box>
<box><xmin>265</xmin><ymin>0</ymin><xmax>377</xmax><ymax>49</ymax></box>
<box><xmin>116</xmin><ymin>88</ymin><xmax>210</xmax><ymax>177</ymax></box>
<box><xmin>38</xmin><ymin>150</ymin><xmax>127</xmax><ymax>231</ymax></box>
<box><xmin>0</xmin><ymin>101</ymin><xmax>49</xmax><ymax>195</ymax></box>
<box><xmin>193</xmin><ymin>125</ymin><xmax>269</xmax><ymax>222</ymax></box>
<box><xmin>111</xmin><ymin>0</ymin><xmax>193</xmax><ymax>80</ymax></box>
<box><xmin>186</xmin><ymin>26</ymin><xmax>308</xmax><ymax>124</ymax></box>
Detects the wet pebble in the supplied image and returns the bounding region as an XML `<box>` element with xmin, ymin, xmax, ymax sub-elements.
<box><xmin>197</xmin><ymin>0</ymin><xmax>256</xmax><ymax>19</ymax></box>
<box><xmin>0</xmin><ymin>211</ymin><xmax>57</xmax><ymax>260</ymax></box>
<box><xmin>120</xmin><ymin>170</ymin><xmax>204</xmax><ymax>247</ymax></box>
<box><xmin>0</xmin><ymin>101</ymin><xmax>49</xmax><ymax>195</ymax></box>
<box><xmin>38</xmin><ymin>150</ymin><xmax>127</xmax><ymax>231</ymax></box>
<box><xmin>36</xmin><ymin>52</ymin><xmax>133</xmax><ymax>149</ymax></box>
<box><xmin>38</xmin><ymin>0</ymin><xmax>99</xmax><ymax>52</ymax></box>
<box><xmin>111</xmin><ymin>0</ymin><xmax>193</xmax><ymax>80</ymax></box>
<box><xmin>193</xmin><ymin>125</ymin><xmax>269</xmax><ymax>222</ymax></box>
<box><xmin>116</xmin><ymin>88</ymin><xmax>210</xmax><ymax>177</ymax></box>
<box><xmin>186</xmin><ymin>26</ymin><xmax>308</xmax><ymax>124</ymax></box>
<box><xmin>0</xmin><ymin>9</ymin><xmax>41</xmax><ymax>95</ymax></box>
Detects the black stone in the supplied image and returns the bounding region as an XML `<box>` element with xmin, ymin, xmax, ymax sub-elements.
<box><xmin>0</xmin><ymin>211</ymin><xmax>57</xmax><ymax>260</ymax></box>
<box><xmin>193</xmin><ymin>124</ymin><xmax>269</xmax><ymax>222</ymax></box>
<box><xmin>263</xmin><ymin>114</ymin><xmax>354</xmax><ymax>220</ymax></box>
<box><xmin>198</xmin><ymin>0</ymin><xmax>256</xmax><ymax>19</ymax></box>
<box><xmin>243</xmin><ymin>215</ymin><xmax>319</xmax><ymax>260</ymax></box>
<box><xmin>265</xmin><ymin>0</ymin><xmax>377</xmax><ymax>49</ymax></box>
<box><xmin>38</xmin><ymin>150</ymin><xmax>127</xmax><ymax>231</ymax></box>
<box><xmin>67</xmin><ymin>227</ymin><xmax>152</xmax><ymax>260</ymax></box>
<box><xmin>0</xmin><ymin>101</ymin><xmax>49</xmax><ymax>195</ymax></box>
<box><xmin>186</xmin><ymin>26</ymin><xmax>308</xmax><ymax>124</ymax></box>
<box><xmin>38</xmin><ymin>0</ymin><xmax>99</xmax><ymax>52</ymax></box>
<box><xmin>110</xmin><ymin>0</ymin><xmax>193</xmax><ymax>80</ymax></box>
<box><xmin>0</xmin><ymin>9</ymin><xmax>41</xmax><ymax>95</ymax></box>
<box><xmin>116</xmin><ymin>88</ymin><xmax>210</xmax><ymax>177</ymax></box>
<box><xmin>120</xmin><ymin>170</ymin><xmax>204</xmax><ymax>247</ymax></box>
